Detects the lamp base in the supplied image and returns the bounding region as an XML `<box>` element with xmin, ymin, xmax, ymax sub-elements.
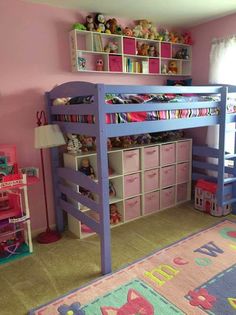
<box><xmin>37</xmin><ymin>228</ymin><xmax>61</xmax><ymax>244</ymax></box>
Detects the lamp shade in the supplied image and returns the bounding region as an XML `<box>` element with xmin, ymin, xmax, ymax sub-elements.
<box><xmin>34</xmin><ymin>124</ymin><xmax>66</xmax><ymax>149</ymax></box>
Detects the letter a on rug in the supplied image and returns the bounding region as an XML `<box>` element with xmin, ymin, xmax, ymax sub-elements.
<box><xmin>29</xmin><ymin>220</ymin><xmax>236</xmax><ymax>315</ymax></box>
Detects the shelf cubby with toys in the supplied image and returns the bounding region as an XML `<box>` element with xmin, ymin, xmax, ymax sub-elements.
<box><xmin>69</xmin><ymin>29</ymin><xmax>192</xmax><ymax>76</ymax></box>
<box><xmin>63</xmin><ymin>138</ymin><xmax>192</xmax><ymax>239</ymax></box>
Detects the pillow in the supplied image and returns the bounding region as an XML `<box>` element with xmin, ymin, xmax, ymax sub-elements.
<box><xmin>167</xmin><ymin>78</ymin><xmax>192</xmax><ymax>86</ymax></box>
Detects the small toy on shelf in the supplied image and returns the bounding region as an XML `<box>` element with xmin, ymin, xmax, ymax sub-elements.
<box><xmin>67</xmin><ymin>134</ymin><xmax>82</xmax><ymax>154</ymax></box>
<box><xmin>79</xmin><ymin>135</ymin><xmax>96</xmax><ymax>152</ymax></box>
<box><xmin>182</xmin><ymin>31</ymin><xmax>193</xmax><ymax>45</ymax></box>
<box><xmin>79</xmin><ymin>158</ymin><xmax>95</xmax><ymax>179</ymax></box>
<box><xmin>52</xmin><ymin>98</ymin><xmax>70</xmax><ymax>106</ymax></box>
<box><xmin>137</xmin><ymin>43</ymin><xmax>149</xmax><ymax>56</ymax></box>
<box><xmin>96</xmin><ymin>58</ymin><xmax>104</xmax><ymax>71</ymax></box>
<box><xmin>105</xmin><ymin>18</ymin><xmax>118</xmax><ymax>34</ymax></box>
<box><xmin>123</xmin><ymin>27</ymin><xmax>133</xmax><ymax>37</ymax></box>
<box><xmin>78</xmin><ymin>56</ymin><xmax>86</xmax><ymax>70</ymax></box>
<box><xmin>148</xmin><ymin>45</ymin><xmax>158</xmax><ymax>57</ymax></box>
<box><xmin>104</xmin><ymin>41</ymin><xmax>118</xmax><ymax>53</ymax></box>
<box><xmin>95</xmin><ymin>13</ymin><xmax>106</xmax><ymax>32</ymax></box>
<box><xmin>161</xmin><ymin>64</ymin><xmax>168</xmax><ymax>74</ymax></box>
<box><xmin>168</xmin><ymin>60</ymin><xmax>178</xmax><ymax>74</ymax></box>
<box><xmin>85</xmin><ymin>15</ymin><xmax>95</xmax><ymax>31</ymax></box>
<box><xmin>110</xmin><ymin>204</ymin><xmax>121</xmax><ymax>224</ymax></box>
<box><xmin>175</xmin><ymin>48</ymin><xmax>189</xmax><ymax>60</ymax></box>
<box><xmin>73</xmin><ymin>23</ymin><xmax>87</xmax><ymax>31</ymax></box>
<box><xmin>109</xmin><ymin>180</ymin><xmax>116</xmax><ymax>197</ymax></box>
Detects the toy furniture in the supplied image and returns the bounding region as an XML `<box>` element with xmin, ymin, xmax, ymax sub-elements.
<box><xmin>195</xmin><ymin>179</ymin><xmax>231</xmax><ymax>216</ymax></box>
<box><xmin>0</xmin><ymin>145</ymin><xmax>38</xmax><ymax>263</ymax></box>
<box><xmin>46</xmin><ymin>82</ymin><xmax>236</xmax><ymax>274</ymax></box>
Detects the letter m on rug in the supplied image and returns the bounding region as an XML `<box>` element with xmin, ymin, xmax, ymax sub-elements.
<box><xmin>194</xmin><ymin>241</ymin><xmax>224</xmax><ymax>257</ymax></box>
<box><xmin>144</xmin><ymin>264</ymin><xmax>179</xmax><ymax>286</ymax></box>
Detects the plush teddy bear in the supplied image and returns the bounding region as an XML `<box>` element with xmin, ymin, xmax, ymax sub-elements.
<box><xmin>139</xmin><ymin>19</ymin><xmax>150</xmax><ymax>39</ymax></box>
<box><xmin>132</xmin><ymin>24</ymin><xmax>143</xmax><ymax>38</ymax></box>
<box><xmin>123</xmin><ymin>27</ymin><xmax>133</xmax><ymax>37</ymax></box>
<box><xmin>85</xmin><ymin>15</ymin><xmax>95</xmax><ymax>31</ymax></box>
<box><xmin>67</xmin><ymin>134</ymin><xmax>82</xmax><ymax>154</ymax></box>
<box><xmin>95</xmin><ymin>13</ymin><xmax>106</xmax><ymax>32</ymax></box>
<box><xmin>106</xmin><ymin>18</ymin><xmax>118</xmax><ymax>34</ymax></box>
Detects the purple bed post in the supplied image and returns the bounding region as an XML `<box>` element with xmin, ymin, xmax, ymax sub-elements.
<box><xmin>95</xmin><ymin>84</ymin><xmax>112</xmax><ymax>274</ymax></box>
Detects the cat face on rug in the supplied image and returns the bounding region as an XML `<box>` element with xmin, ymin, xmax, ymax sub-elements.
<box><xmin>101</xmin><ymin>289</ymin><xmax>154</xmax><ymax>315</ymax></box>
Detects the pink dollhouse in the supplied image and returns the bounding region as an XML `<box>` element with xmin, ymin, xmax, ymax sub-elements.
<box><xmin>195</xmin><ymin>179</ymin><xmax>231</xmax><ymax>217</ymax></box>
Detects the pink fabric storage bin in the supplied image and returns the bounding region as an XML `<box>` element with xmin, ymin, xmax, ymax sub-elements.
<box><xmin>123</xmin><ymin>149</ymin><xmax>140</xmax><ymax>173</ymax></box>
<box><xmin>160</xmin><ymin>165</ymin><xmax>176</xmax><ymax>188</ymax></box>
<box><xmin>123</xmin><ymin>37</ymin><xmax>136</xmax><ymax>55</ymax></box>
<box><xmin>160</xmin><ymin>143</ymin><xmax>176</xmax><ymax>166</ymax></box>
<box><xmin>161</xmin><ymin>186</ymin><xmax>175</xmax><ymax>209</ymax></box>
<box><xmin>143</xmin><ymin>146</ymin><xmax>159</xmax><ymax>169</ymax></box>
<box><xmin>149</xmin><ymin>58</ymin><xmax>159</xmax><ymax>73</ymax></box>
<box><xmin>161</xmin><ymin>43</ymin><xmax>171</xmax><ymax>58</ymax></box>
<box><xmin>177</xmin><ymin>140</ymin><xmax>191</xmax><ymax>162</ymax></box>
<box><xmin>177</xmin><ymin>162</ymin><xmax>190</xmax><ymax>183</ymax></box>
<box><xmin>109</xmin><ymin>55</ymin><xmax>122</xmax><ymax>72</ymax></box>
<box><xmin>144</xmin><ymin>169</ymin><xmax>159</xmax><ymax>192</ymax></box>
<box><xmin>144</xmin><ymin>191</ymin><xmax>160</xmax><ymax>214</ymax></box>
<box><xmin>124</xmin><ymin>173</ymin><xmax>141</xmax><ymax>198</ymax></box>
<box><xmin>125</xmin><ymin>196</ymin><xmax>141</xmax><ymax>221</ymax></box>
<box><xmin>177</xmin><ymin>183</ymin><xmax>188</xmax><ymax>203</ymax></box>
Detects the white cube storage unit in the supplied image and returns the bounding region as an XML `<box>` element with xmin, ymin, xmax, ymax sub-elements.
<box><xmin>63</xmin><ymin>139</ymin><xmax>192</xmax><ymax>238</ymax></box>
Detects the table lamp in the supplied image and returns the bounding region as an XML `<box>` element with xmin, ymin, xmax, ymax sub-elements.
<box><xmin>34</xmin><ymin>110</ymin><xmax>66</xmax><ymax>244</ymax></box>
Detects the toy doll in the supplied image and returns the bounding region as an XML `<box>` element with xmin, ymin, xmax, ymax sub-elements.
<box><xmin>109</xmin><ymin>180</ymin><xmax>116</xmax><ymax>197</ymax></box>
<box><xmin>110</xmin><ymin>204</ymin><xmax>121</xmax><ymax>224</ymax></box>
<box><xmin>79</xmin><ymin>158</ymin><xmax>95</xmax><ymax>179</ymax></box>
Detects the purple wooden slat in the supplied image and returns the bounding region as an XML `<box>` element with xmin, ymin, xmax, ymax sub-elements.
<box><xmin>104</xmin><ymin>84</ymin><xmax>222</xmax><ymax>94</ymax></box>
<box><xmin>105</xmin><ymin>116</ymin><xmax>220</xmax><ymax>138</ymax></box>
<box><xmin>53</xmin><ymin>121</ymin><xmax>98</xmax><ymax>137</ymax></box>
<box><xmin>59</xmin><ymin>183</ymin><xmax>100</xmax><ymax>213</ymax></box>
<box><xmin>192</xmin><ymin>146</ymin><xmax>219</xmax><ymax>158</ymax></box>
<box><xmin>49</xmin><ymin>81</ymin><xmax>97</xmax><ymax>98</ymax></box>
<box><xmin>60</xmin><ymin>199</ymin><xmax>100</xmax><ymax>234</ymax></box>
<box><xmin>58</xmin><ymin>167</ymin><xmax>99</xmax><ymax>194</ymax></box>
<box><xmin>104</xmin><ymin>101</ymin><xmax>220</xmax><ymax>114</ymax></box>
<box><xmin>51</xmin><ymin>104</ymin><xmax>96</xmax><ymax>115</ymax></box>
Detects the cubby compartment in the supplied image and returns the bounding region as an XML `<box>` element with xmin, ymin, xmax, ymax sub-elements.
<box><xmin>109</xmin><ymin>177</ymin><xmax>123</xmax><ymax>203</ymax></box>
<box><xmin>177</xmin><ymin>183</ymin><xmax>189</xmax><ymax>203</ymax></box>
<box><xmin>144</xmin><ymin>168</ymin><xmax>159</xmax><ymax>192</ymax></box>
<box><xmin>123</xmin><ymin>149</ymin><xmax>140</xmax><ymax>173</ymax></box>
<box><xmin>161</xmin><ymin>186</ymin><xmax>176</xmax><ymax>209</ymax></box>
<box><xmin>108</xmin><ymin>150</ymin><xmax>123</xmax><ymax>177</ymax></box>
<box><xmin>160</xmin><ymin>143</ymin><xmax>176</xmax><ymax>166</ymax></box>
<box><xmin>160</xmin><ymin>165</ymin><xmax>176</xmax><ymax>188</ymax></box>
<box><xmin>177</xmin><ymin>140</ymin><xmax>191</xmax><ymax>162</ymax></box>
<box><xmin>143</xmin><ymin>145</ymin><xmax>159</xmax><ymax>169</ymax></box>
<box><xmin>176</xmin><ymin>162</ymin><xmax>190</xmax><ymax>184</ymax></box>
<box><xmin>160</xmin><ymin>42</ymin><xmax>171</xmax><ymax>58</ymax></box>
<box><xmin>143</xmin><ymin>190</ymin><xmax>160</xmax><ymax>215</ymax></box>
<box><xmin>124</xmin><ymin>173</ymin><xmax>141</xmax><ymax>198</ymax></box>
<box><xmin>124</xmin><ymin>196</ymin><xmax>141</xmax><ymax>221</ymax></box>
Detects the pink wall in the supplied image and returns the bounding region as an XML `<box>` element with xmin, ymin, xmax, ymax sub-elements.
<box><xmin>0</xmin><ymin>0</ymin><xmax>168</xmax><ymax>231</ymax></box>
<box><xmin>191</xmin><ymin>13</ymin><xmax>236</xmax><ymax>84</ymax></box>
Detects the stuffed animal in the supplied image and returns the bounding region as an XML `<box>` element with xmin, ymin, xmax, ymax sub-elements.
<box><xmin>95</xmin><ymin>13</ymin><xmax>106</xmax><ymax>32</ymax></box>
<box><xmin>79</xmin><ymin>158</ymin><xmax>95</xmax><ymax>179</ymax></box>
<box><xmin>67</xmin><ymin>134</ymin><xmax>82</xmax><ymax>154</ymax></box>
<box><xmin>73</xmin><ymin>23</ymin><xmax>87</xmax><ymax>31</ymax></box>
<box><xmin>104</xmin><ymin>41</ymin><xmax>118</xmax><ymax>53</ymax></box>
<box><xmin>182</xmin><ymin>32</ymin><xmax>193</xmax><ymax>45</ymax></box>
<box><xmin>123</xmin><ymin>27</ymin><xmax>133</xmax><ymax>37</ymax></box>
<box><xmin>148</xmin><ymin>23</ymin><xmax>158</xmax><ymax>40</ymax></box>
<box><xmin>132</xmin><ymin>24</ymin><xmax>143</xmax><ymax>38</ymax></box>
<box><xmin>168</xmin><ymin>60</ymin><xmax>178</xmax><ymax>74</ymax></box>
<box><xmin>137</xmin><ymin>43</ymin><xmax>149</xmax><ymax>56</ymax></box>
<box><xmin>85</xmin><ymin>15</ymin><xmax>95</xmax><ymax>31</ymax></box>
<box><xmin>148</xmin><ymin>45</ymin><xmax>157</xmax><ymax>57</ymax></box>
<box><xmin>52</xmin><ymin>98</ymin><xmax>70</xmax><ymax>105</ymax></box>
<box><xmin>139</xmin><ymin>19</ymin><xmax>150</xmax><ymax>39</ymax></box>
<box><xmin>106</xmin><ymin>18</ymin><xmax>118</xmax><ymax>34</ymax></box>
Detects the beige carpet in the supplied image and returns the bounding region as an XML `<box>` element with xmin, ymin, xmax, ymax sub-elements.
<box><xmin>0</xmin><ymin>203</ymin><xmax>233</xmax><ymax>315</ymax></box>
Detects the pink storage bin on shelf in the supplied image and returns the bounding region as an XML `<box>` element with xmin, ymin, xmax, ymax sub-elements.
<box><xmin>149</xmin><ymin>58</ymin><xmax>159</xmax><ymax>74</ymax></box>
<box><xmin>109</xmin><ymin>55</ymin><xmax>122</xmax><ymax>72</ymax></box>
<box><xmin>161</xmin><ymin>43</ymin><xmax>171</xmax><ymax>58</ymax></box>
<box><xmin>123</xmin><ymin>38</ymin><xmax>136</xmax><ymax>55</ymax></box>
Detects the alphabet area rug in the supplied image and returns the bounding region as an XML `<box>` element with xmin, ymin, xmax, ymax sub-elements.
<box><xmin>29</xmin><ymin>220</ymin><xmax>236</xmax><ymax>315</ymax></box>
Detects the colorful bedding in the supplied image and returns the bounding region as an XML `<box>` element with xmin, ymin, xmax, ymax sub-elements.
<box><xmin>52</xmin><ymin>93</ymin><xmax>236</xmax><ymax>124</ymax></box>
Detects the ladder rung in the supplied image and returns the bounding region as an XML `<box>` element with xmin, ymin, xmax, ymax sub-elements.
<box><xmin>225</xmin><ymin>154</ymin><xmax>236</xmax><ymax>160</ymax></box>
<box><xmin>224</xmin><ymin>177</ymin><xmax>236</xmax><ymax>184</ymax></box>
<box><xmin>223</xmin><ymin>198</ymin><xmax>236</xmax><ymax>206</ymax></box>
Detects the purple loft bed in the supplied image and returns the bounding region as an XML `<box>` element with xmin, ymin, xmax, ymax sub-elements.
<box><xmin>46</xmin><ymin>82</ymin><xmax>236</xmax><ymax>275</ymax></box>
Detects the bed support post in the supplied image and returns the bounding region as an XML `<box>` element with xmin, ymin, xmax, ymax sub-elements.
<box><xmin>45</xmin><ymin>92</ymin><xmax>64</xmax><ymax>232</ymax></box>
<box><xmin>95</xmin><ymin>84</ymin><xmax>112</xmax><ymax>274</ymax></box>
